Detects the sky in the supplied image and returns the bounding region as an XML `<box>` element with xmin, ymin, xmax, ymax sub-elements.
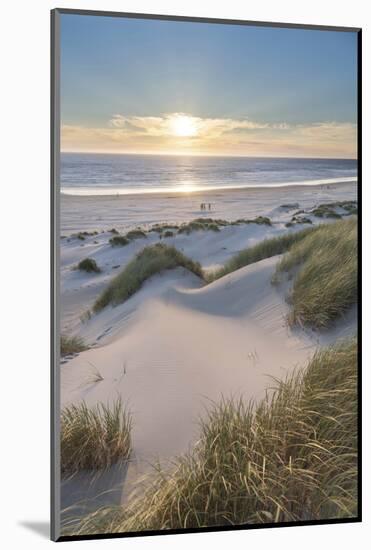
<box><xmin>60</xmin><ymin>14</ymin><xmax>358</xmax><ymax>158</ymax></box>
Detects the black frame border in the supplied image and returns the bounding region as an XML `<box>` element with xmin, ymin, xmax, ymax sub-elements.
<box><xmin>51</xmin><ymin>8</ymin><xmax>362</xmax><ymax>543</ymax></box>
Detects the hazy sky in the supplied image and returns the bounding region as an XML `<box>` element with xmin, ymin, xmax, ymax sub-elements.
<box><xmin>60</xmin><ymin>14</ymin><xmax>358</xmax><ymax>158</ymax></box>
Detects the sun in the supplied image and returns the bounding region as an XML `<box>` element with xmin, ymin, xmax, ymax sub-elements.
<box><xmin>170</xmin><ymin>114</ymin><xmax>198</xmax><ymax>137</ymax></box>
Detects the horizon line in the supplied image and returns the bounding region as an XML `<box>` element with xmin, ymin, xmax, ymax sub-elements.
<box><xmin>60</xmin><ymin>150</ymin><xmax>357</xmax><ymax>161</ymax></box>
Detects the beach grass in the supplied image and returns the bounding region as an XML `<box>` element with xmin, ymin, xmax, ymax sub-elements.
<box><xmin>77</xmin><ymin>257</ymin><xmax>101</xmax><ymax>273</ymax></box>
<box><xmin>177</xmin><ymin>216</ymin><xmax>271</xmax><ymax>235</ymax></box>
<box><xmin>61</xmin><ymin>398</ymin><xmax>132</xmax><ymax>475</ymax></box>
<box><xmin>93</xmin><ymin>243</ymin><xmax>203</xmax><ymax>311</ymax></box>
<box><xmin>178</xmin><ymin>220</ymin><xmax>219</xmax><ymax>234</ymax></box>
<box><xmin>61</xmin><ymin>335</ymin><xmax>87</xmax><ymax>356</ymax></box>
<box><xmin>207</xmin><ymin>226</ymin><xmax>317</xmax><ymax>282</ymax></box>
<box><xmin>274</xmin><ymin>217</ymin><xmax>357</xmax><ymax>328</ymax></box>
<box><xmin>235</xmin><ymin>215</ymin><xmax>272</xmax><ymax>226</ymax></box>
<box><xmin>126</xmin><ymin>229</ymin><xmax>147</xmax><ymax>240</ymax></box>
<box><xmin>69</xmin><ymin>338</ymin><xmax>357</xmax><ymax>534</ymax></box>
<box><xmin>73</xmin><ymin>231</ymin><xmax>98</xmax><ymax>240</ymax></box>
<box><xmin>310</xmin><ymin>200</ymin><xmax>357</xmax><ymax>219</ymax></box>
<box><xmin>149</xmin><ymin>223</ymin><xmax>180</xmax><ymax>234</ymax></box>
<box><xmin>109</xmin><ymin>235</ymin><xmax>130</xmax><ymax>247</ymax></box>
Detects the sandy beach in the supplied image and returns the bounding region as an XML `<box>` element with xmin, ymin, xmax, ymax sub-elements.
<box><xmin>60</xmin><ymin>180</ymin><xmax>357</xmax><ymax>234</ymax></box>
<box><xmin>60</xmin><ymin>180</ymin><xmax>357</xmax><ymax>519</ymax></box>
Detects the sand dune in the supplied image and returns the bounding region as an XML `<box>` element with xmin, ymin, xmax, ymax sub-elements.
<box><xmin>60</xmin><ymin>183</ymin><xmax>357</xmax><ymax>515</ymax></box>
<box><xmin>62</xmin><ymin>255</ymin><xmax>355</xmax><ymax>469</ymax></box>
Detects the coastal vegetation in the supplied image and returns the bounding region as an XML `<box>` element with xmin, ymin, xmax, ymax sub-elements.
<box><xmin>77</xmin><ymin>257</ymin><xmax>101</xmax><ymax>273</ymax></box>
<box><xmin>207</xmin><ymin>226</ymin><xmax>317</xmax><ymax>282</ymax></box>
<box><xmin>310</xmin><ymin>200</ymin><xmax>357</xmax><ymax>219</ymax></box>
<box><xmin>61</xmin><ymin>399</ymin><xmax>132</xmax><ymax>475</ymax></box>
<box><xmin>68</xmin><ymin>339</ymin><xmax>357</xmax><ymax>533</ymax></box>
<box><xmin>60</xmin><ymin>335</ymin><xmax>87</xmax><ymax>356</ymax></box>
<box><xmin>109</xmin><ymin>235</ymin><xmax>130</xmax><ymax>247</ymax></box>
<box><xmin>274</xmin><ymin>217</ymin><xmax>357</xmax><ymax>328</ymax></box>
<box><xmin>94</xmin><ymin>243</ymin><xmax>203</xmax><ymax>311</ymax></box>
<box><xmin>126</xmin><ymin>229</ymin><xmax>147</xmax><ymax>240</ymax></box>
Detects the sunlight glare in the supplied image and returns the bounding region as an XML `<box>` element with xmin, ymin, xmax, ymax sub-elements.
<box><xmin>170</xmin><ymin>115</ymin><xmax>198</xmax><ymax>137</ymax></box>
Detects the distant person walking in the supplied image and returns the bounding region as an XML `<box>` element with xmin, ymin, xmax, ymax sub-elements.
<box><xmin>208</xmin><ymin>203</ymin><xmax>211</xmax><ymax>210</ymax></box>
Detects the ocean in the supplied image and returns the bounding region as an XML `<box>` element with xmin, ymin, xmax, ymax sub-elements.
<box><xmin>60</xmin><ymin>153</ymin><xmax>357</xmax><ymax>196</ymax></box>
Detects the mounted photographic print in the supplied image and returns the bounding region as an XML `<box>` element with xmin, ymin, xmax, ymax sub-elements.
<box><xmin>51</xmin><ymin>9</ymin><xmax>361</xmax><ymax>541</ymax></box>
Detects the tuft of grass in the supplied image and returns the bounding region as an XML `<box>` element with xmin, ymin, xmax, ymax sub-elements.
<box><xmin>109</xmin><ymin>235</ymin><xmax>130</xmax><ymax>247</ymax></box>
<box><xmin>70</xmin><ymin>339</ymin><xmax>357</xmax><ymax>534</ymax></box>
<box><xmin>207</xmin><ymin>223</ymin><xmax>220</xmax><ymax>232</ymax></box>
<box><xmin>149</xmin><ymin>223</ymin><xmax>180</xmax><ymax>234</ymax></box>
<box><xmin>312</xmin><ymin>206</ymin><xmax>341</xmax><ymax>219</ymax></box>
<box><xmin>193</xmin><ymin>217</ymin><xmax>229</xmax><ymax>226</ymax></box>
<box><xmin>289</xmin><ymin>216</ymin><xmax>313</xmax><ymax>225</ymax></box>
<box><xmin>61</xmin><ymin>335</ymin><xmax>87</xmax><ymax>356</ymax></box>
<box><xmin>178</xmin><ymin>221</ymin><xmax>208</xmax><ymax>234</ymax></box>
<box><xmin>93</xmin><ymin>243</ymin><xmax>203</xmax><ymax>311</ymax></box>
<box><xmin>280</xmin><ymin>203</ymin><xmax>299</xmax><ymax>209</ymax></box>
<box><xmin>309</xmin><ymin>201</ymin><xmax>357</xmax><ymax>220</ymax></box>
<box><xmin>73</xmin><ymin>231</ymin><xmax>98</xmax><ymax>240</ymax></box>
<box><xmin>208</xmin><ymin>226</ymin><xmax>317</xmax><ymax>282</ymax></box>
<box><xmin>61</xmin><ymin>399</ymin><xmax>132</xmax><ymax>475</ymax></box>
<box><xmin>235</xmin><ymin>216</ymin><xmax>272</xmax><ymax>226</ymax></box>
<box><xmin>77</xmin><ymin>258</ymin><xmax>101</xmax><ymax>273</ymax></box>
<box><xmin>163</xmin><ymin>230</ymin><xmax>174</xmax><ymax>238</ymax></box>
<box><xmin>109</xmin><ymin>228</ymin><xmax>119</xmax><ymax>234</ymax></box>
<box><xmin>275</xmin><ymin>217</ymin><xmax>357</xmax><ymax>328</ymax></box>
<box><xmin>126</xmin><ymin>229</ymin><xmax>147</xmax><ymax>240</ymax></box>
<box><xmin>178</xmin><ymin>218</ymin><xmax>229</xmax><ymax>235</ymax></box>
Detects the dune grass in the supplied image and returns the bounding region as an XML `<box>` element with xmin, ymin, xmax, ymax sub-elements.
<box><xmin>274</xmin><ymin>217</ymin><xmax>357</xmax><ymax>328</ymax></box>
<box><xmin>310</xmin><ymin>200</ymin><xmax>357</xmax><ymax>219</ymax></box>
<box><xmin>178</xmin><ymin>220</ymin><xmax>220</xmax><ymax>234</ymax></box>
<box><xmin>77</xmin><ymin>257</ymin><xmax>101</xmax><ymax>273</ymax></box>
<box><xmin>93</xmin><ymin>243</ymin><xmax>203</xmax><ymax>312</ymax></box>
<box><xmin>126</xmin><ymin>229</ymin><xmax>147</xmax><ymax>240</ymax></box>
<box><xmin>72</xmin><ymin>231</ymin><xmax>99</xmax><ymax>240</ymax></box>
<box><xmin>177</xmin><ymin>216</ymin><xmax>271</xmax><ymax>235</ymax></box>
<box><xmin>207</xmin><ymin>226</ymin><xmax>316</xmax><ymax>282</ymax></box>
<box><xmin>149</xmin><ymin>223</ymin><xmax>180</xmax><ymax>234</ymax></box>
<box><xmin>60</xmin><ymin>335</ymin><xmax>87</xmax><ymax>356</ymax></box>
<box><xmin>61</xmin><ymin>399</ymin><xmax>132</xmax><ymax>475</ymax></box>
<box><xmin>109</xmin><ymin>235</ymin><xmax>130</xmax><ymax>247</ymax></box>
<box><xmin>235</xmin><ymin>215</ymin><xmax>272</xmax><ymax>226</ymax></box>
<box><xmin>68</xmin><ymin>338</ymin><xmax>357</xmax><ymax>534</ymax></box>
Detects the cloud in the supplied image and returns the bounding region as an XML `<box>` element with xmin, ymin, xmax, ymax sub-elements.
<box><xmin>108</xmin><ymin>113</ymin><xmax>273</xmax><ymax>138</ymax></box>
<box><xmin>61</xmin><ymin>114</ymin><xmax>357</xmax><ymax>158</ymax></box>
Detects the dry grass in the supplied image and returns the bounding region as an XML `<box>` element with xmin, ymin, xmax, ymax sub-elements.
<box><xmin>77</xmin><ymin>257</ymin><xmax>101</xmax><ymax>273</ymax></box>
<box><xmin>126</xmin><ymin>229</ymin><xmax>147</xmax><ymax>240</ymax></box>
<box><xmin>61</xmin><ymin>399</ymin><xmax>132</xmax><ymax>475</ymax></box>
<box><xmin>60</xmin><ymin>335</ymin><xmax>87</xmax><ymax>356</ymax></box>
<box><xmin>94</xmin><ymin>243</ymin><xmax>203</xmax><ymax>312</ymax></box>
<box><xmin>109</xmin><ymin>235</ymin><xmax>130</xmax><ymax>247</ymax></box>
<box><xmin>68</xmin><ymin>339</ymin><xmax>357</xmax><ymax>535</ymax></box>
<box><xmin>274</xmin><ymin>217</ymin><xmax>357</xmax><ymax>328</ymax></box>
<box><xmin>208</xmin><ymin>226</ymin><xmax>317</xmax><ymax>282</ymax></box>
